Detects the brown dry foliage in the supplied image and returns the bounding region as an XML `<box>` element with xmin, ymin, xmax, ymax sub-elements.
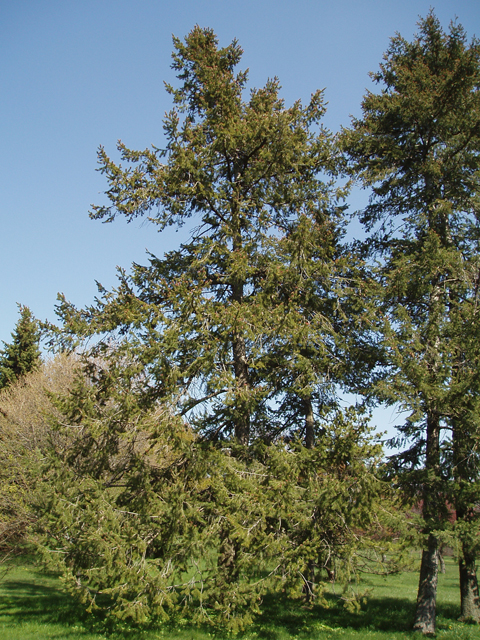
<box><xmin>0</xmin><ymin>353</ymin><xmax>79</xmax><ymax>558</ymax></box>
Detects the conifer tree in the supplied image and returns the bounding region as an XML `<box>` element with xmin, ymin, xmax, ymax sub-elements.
<box><xmin>0</xmin><ymin>306</ymin><xmax>41</xmax><ymax>390</ymax></box>
<box><xmin>37</xmin><ymin>27</ymin><xmax>402</xmax><ymax>628</ymax></box>
<box><xmin>55</xmin><ymin>26</ymin><xmax>345</xmax><ymax>446</ymax></box>
<box><xmin>342</xmin><ymin>13</ymin><xmax>480</xmax><ymax>633</ymax></box>
<box><xmin>36</xmin><ymin>361</ymin><xmax>395</xmax><ymax>628</ymax></box>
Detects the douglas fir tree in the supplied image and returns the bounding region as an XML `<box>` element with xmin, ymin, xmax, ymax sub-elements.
<box><xmin>37</xmin><ymin>27</ymin><xmax>396</xmax><ymax>628</ymax></box>
<box><xmin>343</xmin><ymin>13</ymin><xmax>480</xmax><ymax>633</ymax></box>
<box><xmin>56</xmin><ymin>26</ymin><xmax>346</xmax><ymax>445</ymax></box>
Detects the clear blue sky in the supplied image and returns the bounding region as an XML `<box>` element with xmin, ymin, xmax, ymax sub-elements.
<box><xmin>1</xmin><ymin>0</ymin><xmax>479</xmax><ymax>438</ymax></box>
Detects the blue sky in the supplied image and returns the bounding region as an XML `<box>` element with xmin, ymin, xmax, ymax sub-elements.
<box><xmin>1</xmin><ymin>0</ymin><xmax>479</xmax><ymax>439</ymax></box>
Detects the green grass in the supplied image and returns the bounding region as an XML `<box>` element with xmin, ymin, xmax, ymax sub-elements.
<box><xmin>0</xmin><ymin>557</ymin><xmax>479</xmax><ymax>640</ymax></box>
<box><xmin>0</xmin><ymin>560</ymin><xmax>162</xmax><ymax>640</ymax></box>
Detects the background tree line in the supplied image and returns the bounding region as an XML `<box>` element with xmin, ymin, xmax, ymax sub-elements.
<box><xmin>1</xmin><ymin>12</ymin><xmax>480</xmax><ymax>635</ymax></box>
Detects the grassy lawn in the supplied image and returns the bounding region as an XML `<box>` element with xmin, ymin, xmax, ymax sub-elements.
<box><xmin>0</xmin><ymin>557</ymin><xmax>479</xmax><ymax>640</ymax></box>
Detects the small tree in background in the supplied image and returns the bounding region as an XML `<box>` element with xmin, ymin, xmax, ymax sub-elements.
<box><xmin>0</xmin><ymin>305</ymin><xmax>41</xmax><ymax>390</ymax></box>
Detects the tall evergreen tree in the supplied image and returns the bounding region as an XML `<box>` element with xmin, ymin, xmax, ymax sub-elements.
<box><xmin>342</xmin><ymin>13</ymin><xmax>480</xmax><ymax>633</ymax></box>
<box><xmin>36</xmin><ymin>27</ymin><xmax>403</xmax><ymax>628</ymax></box>
<box><xmin>0</xmin><ymin>306</ymin><xmax>41</xmax><ymax>390</ymax></box>
<box><xmin>55</xmin><ymin>26</ymin><xmax>346</xmax><ymax>447</ymax></box>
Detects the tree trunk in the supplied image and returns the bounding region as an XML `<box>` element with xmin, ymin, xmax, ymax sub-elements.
<box><xmin>302</xmin><ymin>561</ymin><xmax>315</xmax><ymax>604</ymax></box>
<box><xmin>413</xmin><ymin>534</ymin><xmax>439</xmax><ymax>634</ymax></box>
<box><xmin>232</xmin><ymin>330</ymin><xmax>250</xmax><ymax>445</ymax></box>
<box><xmin>453</xmin><ymin>418</ymin><xmax>480</xmax><ymax>622</ymax></box>
<box><xmin>231</xmin><ymin>264</ymin><xmax>250</xmax><ymax>445</ymax></box>
<box><xmin>413</xmin><ymin>411</ymin><xmax>441</xmax><ymax>634</ymax></box>
<box><xmin>456</xmin><ymin>504</ymin><xmax>480</xmax><ymax>622</ymax></box>
<box><xmin>218</xmin><ymin>534</ymin><xmax>240</xmax><ymax>581</ymax></box>
<box><xmin>301</xmin><ymin>396</ymin><xmax>315</xmax><ymax>602</ymax></box>
<box><xmin>438</xmin><ymin>547</ymin><xmax>445</xmax><ymax>574</ymax></box>
<box><xmin>304</xmin><ymin>397</ymin><xmax>314</xmax><ymax>450</ymax></box>
<box><xmin>459</xmin><ymin>550</ymin><xmax>480</xmax><ymax>622</ymax></box>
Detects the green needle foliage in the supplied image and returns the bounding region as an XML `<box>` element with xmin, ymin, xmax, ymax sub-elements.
<box><xmin>35</xmin><ymin>366</ymin><xmax>398</xmax><ymax>629</ymax></box>
<box><xmin>53</xmin><ymin>25</ymin><xmax>351</xmax><ymax>447</ymax></box>
<box><xmin>36</xmin><ymin>27</ymin><xmax>403</xmax><ymax>631</ymax></box>
<box><xmin>342</xmin><ymin>12</ymin><xmax>480</xmax><ymax>633</ymax></box>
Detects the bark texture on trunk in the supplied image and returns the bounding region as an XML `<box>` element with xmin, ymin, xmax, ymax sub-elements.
<box><xmin>218</xmin><ymin>534</ymin><xmax>240</xmax><ymax>581</ymax></box>
<box><xmin>414</xmin><ymin>411</ymin><xmax>441</xmax><ymax>634</ymax></box>
<box><xmin>301</xmin><ymin>397</ymin><xmax>315</xmax><ymax>600</ymax></box>
<box><xmin>459</xmin><ymin>551</ymin><xmax>480</xmax><ymax>622</ymax></box>
<box><xmin>439</xmin><ymin>549</ymin><xmax>445</xmax><ymax>574</ymax></box>
<box><xmin>232</xmin><ymin>330</ymin><xmax>250</xmax><ymax>445</ymax></box>
<box><xmin>302</xmin><ymin>561</ymin><xmax>315</xmax><ymax>604</ymax></box>
<box><xmin>231</xmin><ymin>267</ymin><xmax>250</xmax><ymax>445</ymax></box>
<box><xmin>304</xmin><ymin>397</ymin><xmax>315</xmax><ymax>450</ymax></box>
<box><xmin>453</xmin><ymin>418</ymin><xmax>480</xmax><ymax>623</ymax></box>
<box><xmin>413</xmin><ymin>534</ymin><xmax>439</xmax><ymax>635</ymax></box>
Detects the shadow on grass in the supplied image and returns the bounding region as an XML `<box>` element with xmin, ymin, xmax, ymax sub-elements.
<box><xmin>0</xmin><ymin>577</ymin><xmax>88</xmax><ymax>625</ymax></box>
<box><xmin>0</xmin><ymin>570</ymin><xmax>465</xmax><ymax>640</ymax></box>
<box><xmin>251</xmin><ymin>590</ymin><xmax>461</xmax><ymax>639</ymax></box>
<box><xmin>0</xmin><ymin>574</ymin><xmax>154</xmax><ymax>639</ymax></box>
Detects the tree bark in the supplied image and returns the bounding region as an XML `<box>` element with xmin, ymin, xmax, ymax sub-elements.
<box><xmin>302</xmin><ymin>561</ymin><xmax>315</xmax><ymax>604</ymax></box>
<box><xmin>459</xmin><ymin>550</ymin><xmax>480</xmax><ymax>622</ymax></box>
<box><xmin>456</xmin><ymin>503</ymin><xmax>480</xmax><ymax>622</ymax></box>
<box><xmin>231</xmin><ymin>249</ymin><xmax>250</xmax><ymax>444</ymax></box>
<box><xmin>218</xmin><ymin>533</ymin><xmax>240</xmax><ymax>581</ymax></box>
<box><xmin>438</xmin><ymin>547</ymin><xmax>445</xmax><ymax>574</ymax></box>
<box><xmin>453</xmin><ymin>418</ymin><xmax>480</xmax><ymax>623</ymax></box>
<box><xmin>413</xmin><ymin>411</ymin><xmax>441</xmax><ymax>634</ymax></box>
<box><xmin>232</xmin><ymin>330</ymin><xmax>250</xmax><ymax>445</ymax></box>
<box><xmin>301</xmin><ymin>397</ymin><xmax>315</xmax><ymax>602</ymax></box>
<box><xmin>304</xmin><ymin>397</ymin><xmax>315</xmax><ymax>450</ymax></box>
<box><xmin>413</xmin><ymin>535</ymin><xmax>439</xmax><ymax>634</ymax></box>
